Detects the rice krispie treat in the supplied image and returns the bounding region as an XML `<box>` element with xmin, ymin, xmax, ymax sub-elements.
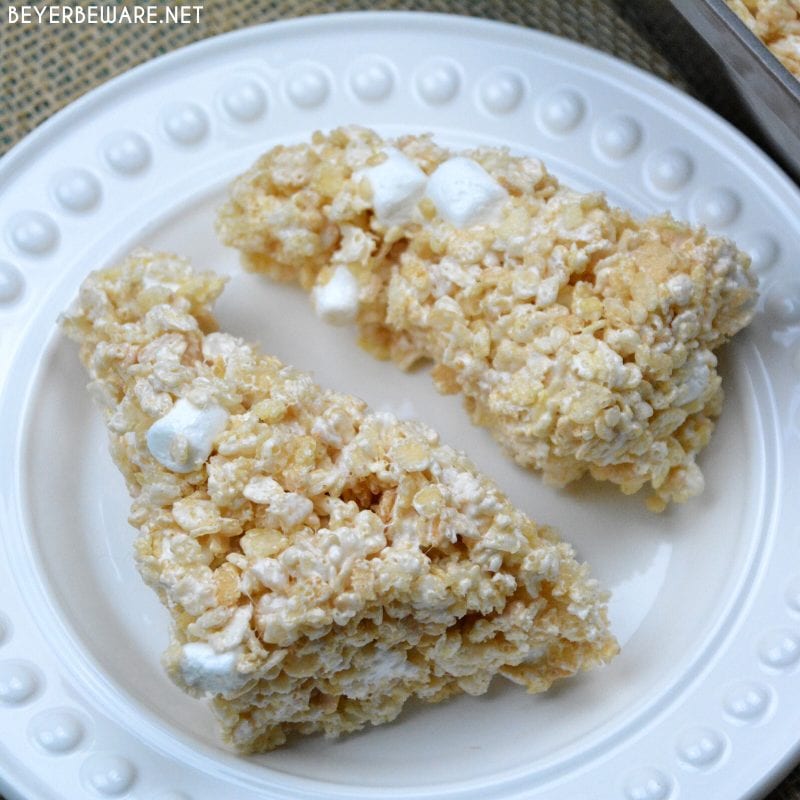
<box><xmin>61</xmin><ymin>250</ymin><xmax>617</xmax><ymax>753</ymax></box>
<box><xmin>216</xmin><ymin>127</ymin><xmax>757</xmax><ymax>511</ymax></box>
<box><xmin>727</xmin><ymin>0</ymin><xmax>800</xmax><ymax>78</ymax></box>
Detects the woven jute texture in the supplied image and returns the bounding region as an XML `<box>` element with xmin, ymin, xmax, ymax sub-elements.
<box><xmin>1</xmin><ymin>0</ymin><xmax>694</xmax><ymax>154</ymax></box>
<box><xmin>0</xmin><ymin>2</ymin><xmax>796</xmax><ymax>799</ymax></box>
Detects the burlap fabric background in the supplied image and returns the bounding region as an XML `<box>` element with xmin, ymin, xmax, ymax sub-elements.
<box><xmin>0</xmin><ymin>1</ymin><xmax>796</xmax><ymax>798</ymax></box>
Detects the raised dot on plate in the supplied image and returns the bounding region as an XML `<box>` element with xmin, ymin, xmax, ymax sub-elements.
<box><xmin>723</xmin><ymin>680</ymin><xmax>771</xmax><ymax>723</ymax></box>
<box><xmin>349</xmin><ymin>58</ymin><xmax>394</xmax><ymax>103</ymax></box>
<box><xmin>163</xmin><ymin>103</ymin><xmax>209</xmax><ymax>145</ymax></box>
<box><xmin>538</xmin><ymin>88</ymin><xmax>585</xmax><ymax>134</ymax></box>
<box><xmin>676</xmin><ymin>727</ymin><xmax>725</xmax><ymax>769</ymax></box>
<box><xmin>0</xmin><ymin>262</ymin><xmax>24</xmax><ymax>304</ymax></box>
<box><xmin>786</xmin><ymin>576</ymin><xmax>800</xmax><ymax>614</ymax></box>
<box><xmin>742</xmin><ymin>233</ymin><xmax>779</xmax><ymax>271</ymax></box>
<box><xmin>764</xmin><ymin>282</ymin><xmax>800</xmax><ymax>325</ymax></box>
<box><xmin>415</xmin><ymin>59</ymin><xmax>460</xmax><ymax>105</ymax></box>
<box><xmin>692</xmin><ymin>187</ymin><xmax>741</xmax><ymax>227</ymax></box>
<box><xmin>103</xmin><ymin>132</ymin><xmax>151</xmax><ymax>175</ymax></box>
<box><xmin>595</xmin><ymin>115</ymin><xmax>642</xmax><ymax>159</ymax></box>
<box><xmin>479</xmin><ymin>69</ymin><xmax>524</xmax><ymax>114</ymax></box>
<box><xmin>286</xmin><ymin>65</ymin><xmax>330</xmax><ymax>109</ymax></box>
<box><xmin>646</xmin><ymin>149</ymin><xmax>694</xmax><ymax>192</ymax></box>
<box><xmin>623</xmin><ymin>767</ymin><xmax>673</xmax><ymax>800</ymax></box>
<box><xmin>759</xmin><ymin>628</ymin><xmax>800</xmax><ymax>670</ymax></box>
<box><xmin>81</xmin><ymin>754</ymin><xmax>136</xmax><ymax>796</ymax></box>
<box><xmin>0</xmin><ymin>661</ymin><xmax>39</xmax><ymax>705</ymax></box>
<box><xmin>222</xmin><ymin>80</ymin><xmax>267</xmax><ymax>122</ymax></box>
<box><xmin>7</xmin><ymin>211</ymin><xmax>59</xmax><ymax>255</ymax></box>
<box><xmin>29</xmin><ymin>708</ymin><xmax>85</xmax><ymax>754</ymax></box>
<box><xmin>53</xmin><ymin>168</ymin><xmax>101</xmax><ymax>212</ymax></box>
<box><xmin>0</xmin><ymin>613</ymin><xmax>9</xmax><ymax>646</ymax></box>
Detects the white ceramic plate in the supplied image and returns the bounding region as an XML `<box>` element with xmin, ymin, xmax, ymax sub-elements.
<box><xmin>1</xmin><ymin>12</ymin><xmax>799</xmax><ymax>800</ymax></box>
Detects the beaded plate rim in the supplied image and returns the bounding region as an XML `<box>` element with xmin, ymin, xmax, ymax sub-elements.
<box><xmin>1</xmin><ymin>12</ymin><xmax>799</xmax><ymax>800</ymax></box>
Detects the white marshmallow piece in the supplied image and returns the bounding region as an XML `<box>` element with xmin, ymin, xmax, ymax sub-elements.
<box><xmin>312</xmin><ymin>265</ymin><xmax>360</xmax><ymax>326</ymax></box>
<box><xmin>340</xmin><ymin>649</ymin><xmax>421</xmax><ymax>699</ymax></box>
<box><xmin>201</xmin><ymin>331</ymin><xmax>241</xmax><ymax>361</ymax></box>
<box><xmin>673</xmin><ymin>352</ymin><xmax>713</xmax><ymax>406</ymax></box>
<box><xmin>360</xmin><ymin>148</ymin><xmax>427</xmax><ymax>226</ymax></box>
<box><xmin>146</xmin><ymin>398</ymin><xmax>229</xmax><ymax>473</ymax></box>
<box><xmin>425</xmin><ymin>157</ymin><xmax>508</xmax><ymax>228</ymax></box>
<box><xmin>665</xmin><ymin>274</ymin><xmax>693</xmax><ymax>307</ymax></box>
<box><xmin>179</xmin><ymin>643</ymin><xmax>246</xmax><ymax>695</ymax></box>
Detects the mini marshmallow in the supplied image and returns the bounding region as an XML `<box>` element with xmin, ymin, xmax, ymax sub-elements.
<box><xmin>665</xmin><ymin>274</ymin><xmax>693</xmax><ymax>306</ymax></box>
<box><xmin>425</xmin><ymin>157</ymin><xmax>508</xmax><ymax>228</ymax></box>
<box><xmin>180</xmin><ymin>643</ymin><xmax>246</xmax><ymax>695</ymax></box>
<box><xmin>674</xmin><ymin>352</ymin><xmax>713</xmax><ymax>406</ymax></box>
<box><xmin>202</xmin><ymin>332</ymin><xmax>241</xmax><ymax>361</ymax></box>
<box><xmin>312</xmin><ymin>265</ymin><xmax>360</xmax><ymax>326</ymax></box>
<box><xmin>360</xmin><ymin>148</ymin><xmax>427</xmax><ymax>226</ymax></box>
<box><xmin>146</xmin><ymin>398</ymin><xmax>229</xmax><ymax>473</ymax></box>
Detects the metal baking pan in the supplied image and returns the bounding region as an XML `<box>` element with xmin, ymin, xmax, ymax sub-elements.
<box><xmin>629</xmin><ymin>0</ymin><xmax>800</xmax><ymax>182</ymax></box>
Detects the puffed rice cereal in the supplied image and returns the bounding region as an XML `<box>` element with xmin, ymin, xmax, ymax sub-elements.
<box><xmin>727</xmin><ymin>0</ymin><xmax>800</xmax><ymax>79</ymax></box>
<box><xmin>216</xmin><ymin>127</ymin><xmax>758</xmax><ymax>511</ymax></box>
<box><xmin>61</xmin><ymin>250</ymin><xmax>617</xmax><ymax>753</ymax></box>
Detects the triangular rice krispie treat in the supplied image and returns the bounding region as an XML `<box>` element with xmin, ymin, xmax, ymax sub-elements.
<box><xmin>216</xmin><ymin>127</ymin><xmax>757</xmax><ymax>511</ymax></box>
<box><xmin>62</xmin><ymin>250</ymin><xmax>617</xmax><ymax>753</ymax></box>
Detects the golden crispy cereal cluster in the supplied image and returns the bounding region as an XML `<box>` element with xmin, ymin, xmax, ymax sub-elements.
<box><xmin>62</xmin><ymin>250</ymin><xmax>617</xmax><ymax>753</ymax></box>
<box><xmin>217</xmin><ymin>127</ymin><xmax>757</xmax><ymax>511</ymax></box>
<box><xmin>727</xmin><ymin>0</ymin><xmax>800</xmax><ymax>78</ymax></box>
